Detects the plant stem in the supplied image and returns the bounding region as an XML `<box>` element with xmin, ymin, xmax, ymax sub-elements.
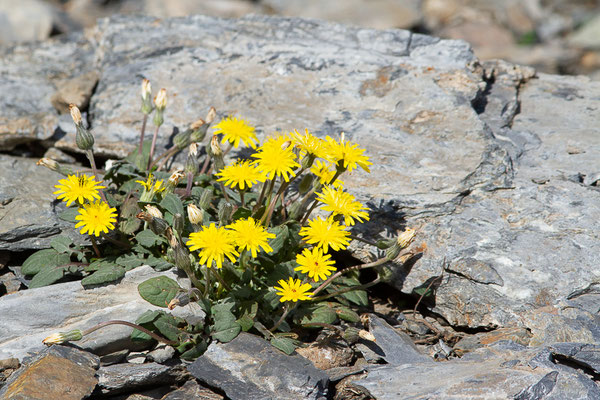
<box><xmin>300</xmin><ymin>199</ymin><xmax>319</xmax><ymax>225</ymax></box>
<box><xmin>200</xmin><ymin>155</ymin><xmax>211</xmax><ymax>175</ymax></box>
<box><xmin>82</xmin><ymin>320</ymin><xmax>177</xmax><ymax>346</ymax></box>
<box><xmin>311</xmin><ymin>257</ymin><xmax>389</xmax><ymax>297</ymax></box>
<box><xmin>138</xmin><ymin>114</ymin><xmax>148</xmax><ymax>154</ymax></box>
<box><xmin>85</xmin><ymin>150</ymin><xmax>107</xmax><ymax>203</ymax></box>
<box><xmin>90</xmin><ymin>236</ymin><xmax>101</xmax><ymax>258</ymax></box>
<box><xmin>310</xmin><ymin>275</ymin><xmax>381</xmax><ymax>302</ymax></box>
<box><xmin>148</xmin><ymin>125</ymin><xmax>161</xmax><ymax>171</ymax></box>
<box><xmin>239</xmin><ymin>190</ymin><xmax>245</xmax><ymax>208</ymax></box>
<box><xmin>211</xmin><ymin>267</ymin><xmax>231</xmax><ymax>292</ymax></box>
<box><xmin>348</xmin><ymin>234</ymin><xmax>379</xmax><ymax>248</ymax></box>
<box><xmin>101</xmin><ymin>233</ymin><xmax>131</xmax><ymax>250</ymax></box>
<box><xmin>270</xmin><ymin>303</ymin><xmax>295</xmax><ymax>332</ymax></box>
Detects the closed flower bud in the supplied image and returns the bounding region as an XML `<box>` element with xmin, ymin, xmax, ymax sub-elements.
<box><xmin>43</xmin><ymin>329</ymin><xmax>83</xmax><ymax>345</ymax></box>
<box><xmin>154</xmin><ymin>88</ymin><xmax>167</xmax><ymax>110</ymax></box>
<box><xmin>197</xmin><ymin>188</ymin><xmax>213</xmax><ymax>210</ymax></box>
<box><xmin>298</xmin><ymin>174</ymin><xmax>314</xmax><ymax>195</ymax></box>
<box><xmin>210</xmin><ymin>135</ymin><xmax>223</xmax><ymax>157</ymax></box>
<box><xmin>187</xmin><ymin>203</ymin><xmax>203</xmax><ymax>225</ymax></box>
<box><xmin>190</xmin><ymin>119</ymin><xmax>208</xmax><ymax>143</ymax></box>
<box><xmin>385</xmin><ymin>227</ymin><xmax>416</xmax><ymax>260</ymax></box>
<box><xmin>301</xmin><ymin>153</ymin><xmax>316</xmax><ymax>170</ymax></box>
<box><xmin>205</xmin><ymin>107</ymin><xmax>216</xmax><ymax>124</ymax></box>
<box><xmin>69</xmin><ymin>104</ymin><xmax>82</xmax><ymax>125</ymax></box>
<box><xmin>144</xmin><ymin>205</ymin><xmax>163</xmax><ymax>219</ymax></box>
<box><xmin>189</xmin><ymin>142</ymin><xmax>199</xmax><ymax>157</ymax></box>
<box><xmin>141</xmin><ymin>79</ymin><xmax>153</xmax><ymax>114</ymax></box>
<box><xmin>218</xmin><ymin>201</ymin><xmax>234</xmax><ymax>225</ymax></box>
<box><xmin>136</xmin><ymin>211</ymin><xmax>169</xmax><ymax>236</ymax></box>
<box><xmin>174</xmin><ymin>129</ymin><xmax>192</xmax><ymax>150</ymax></box>
<box><xmin>36</xmin><ymin>158</ymin><xmax>74</xmax><ymax>176</ymax></box>
<box><xmin>185</xmin><ymin>155</ymin><xmax>198</xmax><ymax>175</ymax></box>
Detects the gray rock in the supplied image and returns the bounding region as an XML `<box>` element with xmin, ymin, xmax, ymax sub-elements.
<box><xmin>365</xmin><ymin>315</ymin><xmax>431</xmax><ymax>365</ymax></box>
<box><xmin>147</xmin><ymin>344</ymin><xmax>176</xmax><ymax>364</ymax></box>
<box><xmin>569</xmin><ymin>14</ymin><xmax>600</xmax><ymax>49</ymax></box>
<box><xmin>0</xmin><ymin>345</ymin><xmax>99</xmax><ymax>400</ymax></box>
<box><xmin>0</xmin><ymin>0</ymin><xmax>56</xmax><ymax>44</ymax></box>
<box><xmin>188</xmin><ymin>332</ymin><xmax>329</xmax><ymax>400</ymax></box>
<box><xmin>161</xmin><ymin>379</ymin><xmax>224</xmax><ymax>400</ymax></box>
<box><xmin>0</xmin><ymin>155</ymin><xmax>83</xmax><ymax>251</ymax></box>
<box><xmin>97</xmin><ymin>362</ymin><xmax>187</xmax><ymax>395</ymax></box>
<box><xmin>0</xmin><ymin>265</ymin><xmax>203</xmax><ymax>360</ymax></box>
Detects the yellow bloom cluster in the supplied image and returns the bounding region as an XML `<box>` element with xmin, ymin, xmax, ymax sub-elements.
<box><xmin>54</xmin><ymin>174</ymin><xmax>117</xmax><ymax>237</ymax></box>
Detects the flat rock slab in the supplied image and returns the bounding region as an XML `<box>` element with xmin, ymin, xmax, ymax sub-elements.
<box><xmin>162</xmin><ymin>379</ymin><xmax>224</xmax><ymax>400</ymax></box>
<box><xmin>0</xmin><ymin>345</ymin><xmax>99</xmax><ymax>400</ymax></box>
<box><xmin>366</xmin><ymin>314</ymin><xmax>431</xmax><ymax>365</ymax></box>
<box><xmin>188</xmin><ymin>332</ymin><xmax>329</xmax><ymax>400</ymax></box>
<box><xmin>97</xmin><ymin>362</ymin><xmax>187</xmax><ymax>395</ymax></box>
<box><xmin>0</xmin><ymin>265</ymin><xmax>202</xmax><ymax>360</ymax></box>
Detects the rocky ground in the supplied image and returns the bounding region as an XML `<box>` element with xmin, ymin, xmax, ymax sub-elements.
<box><xmin>1</xmin><ymin>9</ymin><xmax>600</xmax><ymax>400</ymax></box>
<box><xmin>3</xmin><ymin>0</ymin><xmax>600</xmax><ymax>79</ymax></box>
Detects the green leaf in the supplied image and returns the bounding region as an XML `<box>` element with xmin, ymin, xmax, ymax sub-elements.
<box><xmin>58</xmin><ymin>207</ymin><xmax>79</xmax><ymax>223</ymax></box>
<box><xmin>136</xmin><ymin>310</ymin><xmax>163</xmax><ymax>325</ymax></box>
<box><xmin>268</xmin><ymin>225</ymin><xmax>289</xmax><ymax>254</ymax></box>
<box><xmin>22</xmin><ymin>250</ymin><xmax>70</xmax><ymax>276</ymax></box>
<box><xmin>116</xmin><ymin>253</ymin><xmax>145</xmax><ymax>270</ymax></box>
<box><xmin>81</xmin><ymin>265</ymin><xmax>126</xmax><ymax>287</ymax></box>
<box><xmin>212</xmin><ymin>319</ymin><xmax>241</xmax><ymax>343</ymax></box>
<box><xmin>270</xmin><ymin>336</ymin><xmax>296</xmax><ymax>355</ymax></box>
<box><xmin>237</xmin><ymin>314</ymin><xmax>254</xmax><ymax>332</ymax></box>
<box><xmin>29</xmin><ymin>265</ymin><xmax>67</xmax><ymax>288</ymax></box>
<box><xmin>335</xmin><ymin>306</ymin><xmax>360</xmax><ymax>322</ymax></box>
<box><xmin>413</xmin><ymin>286</ymin><xmax>434</xmax><ymax>297</ymax></box>
<box><xmin>299</xmin><ymin>305</ymin><xmax>338</xmax><ymax>325</ymax></box>
<box><xmin>232</xmin><ymin>207</ymin><xmax>252</xmax><ymax>221</ymax></box>
<box><xmin>341</xmin><ymin>289</ymin><xmax>369</xmax><ymax>307</ymax></box>
<box><xmin>146</xmin><ymin>255</ymin><xmax>174</xmax><ymax>271</ymax></box>
<box><xmin>135</xmin><ymin>229</ymin><xmax>166</xmax><ymax>248</ymax></box>
<box><xmin>160</xmin><ymin>193</ymin><xmax>184</xmax><ymax>217</ymax></box>
<box><xmin>50</xmin><ymin>236</ymin><xmax>73</xmax><ymax>254</ymax></box>
<box><xmin>154</xmin><ymin>319</ymin><xmax>181</xmax><ymax>342</ymax></box>
<box><xmin>138</xmin><ymin>276</ymin><xmax>180</xmax><ymax>307</ymax></box>
<box><xmin>119</xmin><ymin>196</ymin><xmax>141</xmax><ymax>235</ymax></box>
<box><xmin>131</xmin><ymin>328</ymin><xmax>153</xmax><ymax>342</ymax></box>
<box><xmin>84</xmin><ymin>258</ymin><xmax>116</xmax><ymax>272</ymax></box>
<box><xmin>180</xmin><ymin>341</ymin><xmax>208</xmax><ymax>360</ymax></box>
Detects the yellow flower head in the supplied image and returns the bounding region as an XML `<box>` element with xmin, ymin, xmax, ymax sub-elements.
<box><xmin>187</xmin><ymin>223</ymin><xmax>239</xmax><ymax>269</ymax></box>
<box><xmin>290</xmin><ymin>129</ymin><xmax>325</xmax><ymax>158</ymax></box>
<box><xmin>299</xmin><ymin>216</ymin><xmax>351</xmax><ymax>253</ymax></box>
<box><xmin>74</xmin><ymin>201</ymin><xmax>118</xmax><ymax>237</ymax></box>
<box><xmin>216</xmin><ymin>160</ymin><xmax>266</xmax><ymax>191</ymax></box>
<box><xmin>136</xmin><ymin>173</ymin><xmax>165</xmax><ymax>202</ymax></box>
<box><xmin>54</xmin><ymin>174</ymin><xmax>106</xmax><ymax>207</ymax></box>
<box><xmin>295</xmin><ymin>247</ymin><xmax>336</xmax><ymax>282</ymax></box>
<box><xmin>316</xmin><ymin>186</ymin><xmax>369</xmax><ymax>226</ymax></box>
<box><xmin>252</xmin><ymin>136</ymin><xmax>300</xmax><ymax>182</ymax></box>
<box><xmin>228</xmin><ymin>217</ymin><xmax>275</xmax><ymax>258</ymax></box>
<box><xmin>213</xmin><ymin>116</ymin><xmax>258</xmax><ymax>149</ymax></box>
<box><xmin>325</xmin><ymin>134</ymin><xmax>372</xmax><ymax>173</ymax></box>
<box><xmin>274</xmin><ymin>277</ymin><xmax>313</xmax><ymax>303</ymax></box>
<box><xmin>310</xmin><ymin>160</ymin><xmax>344</xmax><ymax>188</ymax></box>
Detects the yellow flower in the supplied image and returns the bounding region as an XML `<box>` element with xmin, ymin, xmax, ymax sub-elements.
<box><xmin>274</xmin><ymin>277</ymin><xmax>313</xmax><ymax>302</ymax></box>
<box><xmin>252</xmin><ymin>136</ymin><xmax>300</xmax><ymax>182</ymax></box>
<box><xmin>213</xmin><ymin>116</ymin><xmax>258</xmax><ymax>149</ymax></box>
<box><xmin>54</xmin><ymin>174</ymin><xmax>106</xmax><ymax>207</ymax></box>
<box><xmin>136</xmin><ymin>174</ymin><xmax>165</xmax><ymax>202</ymax></box>
<box><xmin>299</xmin><ymin>216</ymin><xmax>350</xmax><ymax>253</ymax></box>
<box><xmin>187</xmin><ymin>223</ymin><xmax>239</xmax><ymax>269</ymax></box>
<box><xmin>227</xmin><ymin>217</ymin><xmax>275</xmax><ymax>258</ymax></box>
<box><xmin>310</xmin><ymin>160</ymin><xmax>344</xmax><ymax>188</ymax></box>
<box><xmin>216</xmin><ymin>160</ymin><xmax>266</xmax><ymax>190</ymax></box>
<box><xmin>316</xmin><ymin>186</ymin><xmax>369</xmax><ymax>226</ymax></box>
<box><xmin>75</xmin><ymin>201</ymin><xmax>118</xmax><ymax>237</ymax></box>
<box><xmin>295</xmin><ymin>247</ymin><xmax>336</xmax><ymax>282</ymax></box>
<box><xmin>325</xmin><ymin>134</ymin><xmax>372</xmax><ymax>173</ymax></box>
<box><xmin>136</xmin><ymin>173</ymin><xmax>165</xmax><ymax>193</ymax></box>
<box><xmin>290</xmin><ymin>129</ymin><xmax>325</xmax><ymax>158</ymax></box>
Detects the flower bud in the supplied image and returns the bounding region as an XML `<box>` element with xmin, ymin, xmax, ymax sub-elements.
<box><xmin>173</xmin><ymin>213</ymin><xmax>184</xmax><ymax>234</ymax></box>
<box><xmin>190</xmin><ymin>120</ymin><xmax>208</xmax><ymax>143</ymax></box>
<box><xmin>136</xmin><ymin>211</ymin><xmax>169</xmax><ymax>236</ymax></box>
<box><xmin>197</xmin><ymin>188</ymin><xmax>213</xmax><ymax>210</ymax></box>
<box><xmin>301</xmin><ymin>153</ymin><xmax>316</xmax><ymax>170</ymax></box>
<box><xmin>185</xmin><ymin>154</ymin><xmax>198</xmax><ymax>175</ymax></box>
<box><xmin>173</xmin><ymin>129</ymin><xmax>192</xmax><ymax>150</ymax></box>
<box><xmin>385</xmin><ymin>227</ymin><xmax>416</xmax><ymax>260</ymax></box>
<box><xmin>154</xmin><ymin>88</ymin><xmax>167</xmax><ymax>110</ymax></box>
<box><xmin>141</xmin><ymin>79</ymin><xmax>153</xmax><ymax>114</ymax></box>
<box><xmin>218</xmin><ymin>202</ymin><xmax>234</xmax><ymax>225</ymax></box>
<box><xmin>36</xmin><ymin>158</ymin><xmax>74</xmax><ymax>176</ymax></box>
<box><xmin>69</xmin><ymin>104</ymin><xmax>82</xmax><ymax>125</ymax></box>
<box><xmin>210</xmin><ymin>135</ymin><xmax>223</xmax><ymax>157</ymax></box>
<box><xmin>168</xmin><ymin>169</ymin><xmax>185</xmax><ymax>186</ymax></box>
<box><xmin>144</xmin><ymin>205</ymin><xmax>163</xmax><ymax>219</ymax></box>
<box><xmin>205</xmin><ymin>107</ymin><xmax>216</xmax><ymax>124</ymax></box>
<box><xmin>187</xmin><ymin>203</ymin><xmax>203</xmax><ymax>225</ymax></box>
<box><xmin>298</xmin><ymin>174</ymin><xmax>313</xmax><ymax>195</ymax></box>
<box><xmin>43</xmin><ymin>329</ymin><xmax>83</xmax><ymax>345</ymax></box>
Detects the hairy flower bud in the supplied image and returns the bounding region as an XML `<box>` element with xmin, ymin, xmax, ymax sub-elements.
<box><xmin>205</xmin><ymin>107</ymin><xmax>216</xmax><ymax>124</ymax></box>
<box><xmin>210</xmin><ymin>135</ymin><xmax>223</xmax><ymax>157</ymax></box>
<box><xmin>136</xmin><ymin>211</ymin><xmax>169</xmax><ymax>236</ymax></box>
<box><xmin>144</xmin><ymin>205</ymin><xmax>163</xmax><ymax>219</ymax></box>
<box><xmin>141</xmin><ymin>79</ymin><xmax>153</xmax><ymax>114</ymax></box>
<box><xmin>174</xmin><ymin>129</ymin><xmax>192</xmax><ymax>150</ymax></box>
<box><xmin>168</xmin><ymin>169</ymin><xmax>185</xmax><ymax>186</ymax></box>
<box><xmin>187</xmin><ymin>203</ymin><xmax>203</xmax><ymax>225</ymax></box>
<box><xmin>298</xmin><ymin>174</ymin><xmax>314</xmax><ymax>195</ymax></box>
<box><xmin>218</xmin><ymin>202</ymin><xmax>234</xmax><ymax>225</ymax></box>
<box><xmin>385</xmin><ymin>227</ymin><xmax>416</xmax><ymax>260</ymax></box>
<box><xmin>197</xmin><ymin>188</ymin><xmax>213</xmax><ymax>210</ymax></box>
<box><xmin>36</xmin><ymin>158</ymin><xmax>74</xmax><ymax>176</ymax></box>
<box><xmin>43</xmin><ymin>329</ymin><xmax>83</xmax><ymax>345</ymax></box>
<box><xmin>69</xmin><ymin>103</ymin><xmax>82</xmax><ymax>125</ymax></box>
<box><xmin>154</xmin><ymin>88</ymin><xmax>167</xmax><ymax>110</ymax></box>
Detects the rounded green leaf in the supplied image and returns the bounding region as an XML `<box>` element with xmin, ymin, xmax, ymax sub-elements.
<box><xmin>138</xmin><ymin>276</ymin><xmax>180</xmax><ymax>307</ymax></box>
<box><xmin>81</xmin><ymin>265</ymin><xmax>126</xmax><ymax>287</ymax></box>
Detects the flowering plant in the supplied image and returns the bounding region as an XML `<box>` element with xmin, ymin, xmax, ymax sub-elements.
<box><xmin>32</xmin><ymin>80</ymin><xmax>417</xmax><ymax>357</ymax></box>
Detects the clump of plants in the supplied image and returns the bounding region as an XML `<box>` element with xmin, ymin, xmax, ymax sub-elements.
<box><xmin>33</xmin><ymin>79</ymin><xmax>416</xmax><ymax>358</ymax></box>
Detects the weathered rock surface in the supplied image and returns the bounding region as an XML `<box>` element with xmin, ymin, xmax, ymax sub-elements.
<box><xmin>0</xmin><ymin>345</ymin><xmax>99</xmax><ymax>400</ymax></box>
<box><xmin>97</xmin><ymin>361</ymin><xmax>187</xmax><ymax>395</ymax></box>
<box><xmin>352</xmin><ymin>341</ymin><xmax>600</xmax><ymax>399</ymax></box>
<box><xmin>0</xmin><ymin>265</ymin><xmax>202</xmax><ymax>360</ymax></box>
<box><xmin>188</xmin><ymin>332</ymin><xmax>329</xmax><ymax>400</ymax></box>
